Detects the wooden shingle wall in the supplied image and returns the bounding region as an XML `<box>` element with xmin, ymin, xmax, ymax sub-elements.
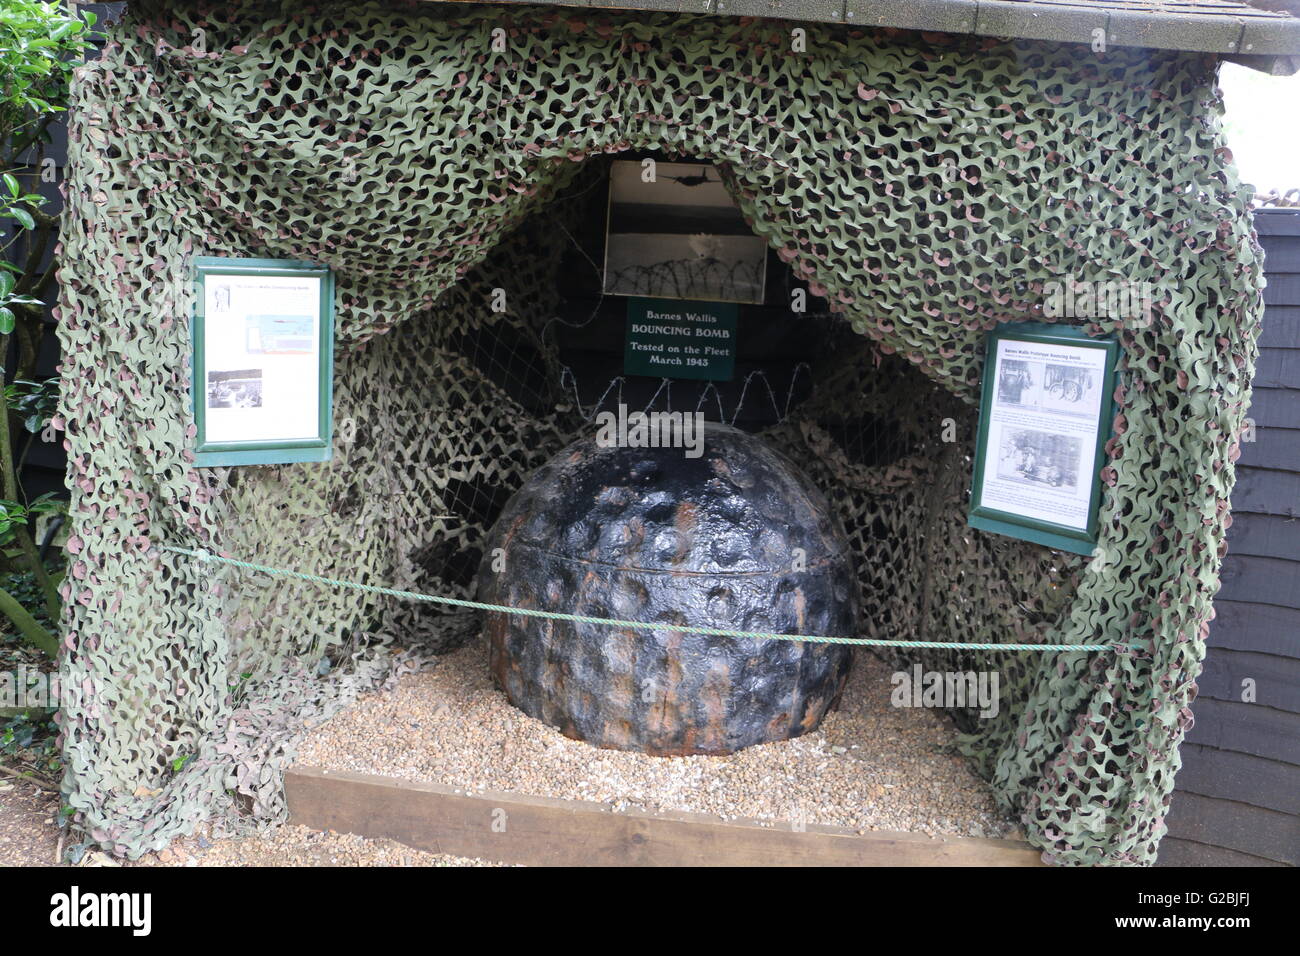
<box><xmin>1159</xmin><ymin>208</ymin><xmax>1300</xmax><ymax>867</ymax></box>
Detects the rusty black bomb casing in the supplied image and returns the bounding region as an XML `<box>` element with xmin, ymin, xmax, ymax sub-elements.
<box><xmin>476</xmin><ymin>422</ymin><xmax>858</xmax><ymax>756</ymax></box>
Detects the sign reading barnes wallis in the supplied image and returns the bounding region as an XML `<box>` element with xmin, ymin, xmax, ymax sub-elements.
<box><xmin>624</xmin><ymin>297</ymin><xmax>737</xmax><ymax>382</ymax></box>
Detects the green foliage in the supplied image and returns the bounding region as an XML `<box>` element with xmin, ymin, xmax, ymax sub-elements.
<box><xmin>0</xmin><ymin>708</ymin><xmax>60</xmax><ymax>780</ymax></box>
<box><xmin>0</xmin><ymin>559</ymin><xmax>59</xmax><ymax>630</ymax></box>
<box><xmin>6</xmin><ymin>375</ymin><xmax>57</xmax><ymax>434</ymax></box>
<box><xmin>0</xmin><ymin>0</ymin><xmax>97</xmax><ymax>137</ymax></box>
<box><xmin>0</xmin><ymin>2</ymin><xmax>94</xmax><ymax>660</ymax></box>
<box><xmin>0</xmin><ymin>491</ymin><xmax>60</xmax><ymax>547</ymax></box>
<box><xmin>0</xmin><ymin>260</ymin><xmax>42</xmax><ymax>335</ymax></box>
<box><xmin>1</xmin><ymin>1</ymin><xmax>97</xmax><ymax>271</ymax></box>
<box><xmin>0</xmin><ymin>557</ymin><xmax>63</xmax><ymax>789</ymax></box>
<box><xmin>0</xmin><ymin>708</ymin><xmax>58</xmax><ymax>759</ymax></box>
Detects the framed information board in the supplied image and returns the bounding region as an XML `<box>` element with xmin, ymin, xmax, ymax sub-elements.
<box><xmin>968</xmin><ymin>323</ymin><xmax>1120</xmax><ymax>555</ymax></box>
<box><xmin>192</xmin><ymin>257</ymin><xmax>334</xmax><ymax>467</ymax></box>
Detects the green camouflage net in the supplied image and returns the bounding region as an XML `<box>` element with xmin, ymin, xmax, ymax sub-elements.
<box><xmin>54</xmin><ymin>0</ymin><xmax>1263</xmax><ymax>864</ymax></box>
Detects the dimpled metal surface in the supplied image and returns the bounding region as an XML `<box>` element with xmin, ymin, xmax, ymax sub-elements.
<box><xmin>477</xmin><ymin>423</ymin><xmax>858</xmax><ymax>755</ymax></box>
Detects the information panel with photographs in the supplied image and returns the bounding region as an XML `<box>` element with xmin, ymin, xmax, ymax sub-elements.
<box><xmin>192</xmin><ymin>257</ymin><xmax>334</xmax><ymax>466</ymax></box>
<box><xmin>603</xmin><ymin>159</ymin><xmax>767</xmax><ymax>305</ymax></box>
<box><xmin>969</xmin><ymin>323</ymin><xmax>1120</xmax><ymax>555</ymax></box>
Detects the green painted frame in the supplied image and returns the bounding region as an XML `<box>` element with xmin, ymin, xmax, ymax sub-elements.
<box><xmin>191</xmin><ymin>256</ymin><xmax>334</xmax><ymax>467</ymax></box>
<box><xmin>968</xmin><ymin>322</ymin><xmax>1121</xmax><ymax>556</ymax></box>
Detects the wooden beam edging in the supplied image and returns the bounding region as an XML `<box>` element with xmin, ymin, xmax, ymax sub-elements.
<box><xmin>285</xmin><ymin>766</ymin><xmax>1046</xmax><ymax>866</ymax></box>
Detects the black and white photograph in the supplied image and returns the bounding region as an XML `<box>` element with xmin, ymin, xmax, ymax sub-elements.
<box><xmin>995</xmin><ymin>428</ymin><xmax>1081</xmax><ymax>490</ymax></box>
<box><xmin>603</xmin><ymin>160</ymin><xmax>767</xmax><ymax>304</ymax></box>
<box><xmin>1040</xmin><ymin>361</ymin><xmax>1099</xmax><ymax>415</ymax></box>
<box><xmin>206</xmin><ymin>368</ymin><xmax>264</xmax><ymax>409</ymax></box>
<box><xmin>996</xmin><ymin>358</ymin><xmax>1035</xmax><ymax>405</ymax></box>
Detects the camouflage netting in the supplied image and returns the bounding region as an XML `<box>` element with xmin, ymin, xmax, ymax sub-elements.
<box><xmin>54</xmin><ymin>0</ymin><xmax>1263</xmax><ymax>864</ymax></box>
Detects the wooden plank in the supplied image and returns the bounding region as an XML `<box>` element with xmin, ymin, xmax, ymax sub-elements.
<box><xmin>1162</xmin><ymin>790</ymin><xmax>1299</xmax><ymax>864</ymax></box>
<box><xmin>1174</xmin><ymin>743</ymin><xmax>1300</xmax><ymax>814</ymax></box>
<box><xmin>1209</xmin><ymin>601</ymin><xmax>1300</xmax><ymax>656</ymax></box>
<box><xmin>1195</xmin><ymin>648</ymin><xmax>1300</xmax><ymax>713</ymax></box>
<box><xmin>438</xmin><ymin>0</ymin><xmax>1297</xmax><ymax>57</ymax></box>
<box><xmin>1225</xmin><ymin>512</ymin><xmax>1300</xmax><ymax>562</ymax></box>
<box><xmin>1230</xmin><ymin>466</ymin><xmax>1300</xmax><ymax>517</ymax></box>
<box><xmin>1260</xmin><ymin>308</ymin><xmax>1300</xmax><ymax>349</ymax></box>
<box><xmin>1263</xmin><ymin>274</ymin><xmax>1300</xmax><ymax>306</ymax></box>
<box><xmin>1157</xmin><ymin>835</ymin><xmax>1286</xmax><ymax>867</ymax></box>
<box><xmin>1256</xmin><ymin>210</ymin><xmax>1300</xmax><ymax>238</ymax></box>
<box><xmin>284</xmin><ymin>766</ymin><xmax>1045</xmax><ymax>867</ymax></box>
<box><xmin>1261</xmin><ymin>239</ymin><xmax>1300</xmax><ymax>272</ymax></box>
<box><xmin>1216</xmin><ymin>554</ymin><xmax>1300</xmax><ymax>609</ymax></box>
<box><xmin>1253</xmin><ymin>346</ymin><xmax>1300</xmax><ymax>386</ymax></box>
<box><xmin>1241</xmin><ymin>386</ymin><xmax>1300</xmax><ymax>430</ymax></box>
<box><xmin>1184</xmin><ymin>698</ymin><xmax>1300</xmax><ymax>764</ymax></box>
<box><xmin>1235</xmin><ymin>426</ymin><xmax>1300</xmax><ymax>471</ymax></box>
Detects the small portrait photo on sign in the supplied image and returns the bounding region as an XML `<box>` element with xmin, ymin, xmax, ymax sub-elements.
<box><xmin>996</xmin><ymin>358</ymin><xmax>1035</xmax><ymax>406</ymax></box>
<box><xmin>603</xmin><ymin>160</ymin><xmax>767</xmax><ymax>305</ymax></box>
<box><xmin>211</xmin><ymin>282</ymin><xmax>232</xmax><ymax>313</ymax></box>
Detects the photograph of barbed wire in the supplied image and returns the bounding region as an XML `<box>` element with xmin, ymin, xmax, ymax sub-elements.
<box><xmin>603</xmin><ymin>160</ymin><xmax>767</xmax><ymax>304</ymax></box>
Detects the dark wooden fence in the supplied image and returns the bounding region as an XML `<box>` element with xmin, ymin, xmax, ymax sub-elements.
<box><xmin>1158</xmin><ymin>208</ymin><xmax>1300</xmax><ymax>866</ymax></box>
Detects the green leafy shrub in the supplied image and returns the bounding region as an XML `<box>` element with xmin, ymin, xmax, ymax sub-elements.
<box><xmin>0</xmin><ymin>2</ymin><xmax>99</xmax><ymax>658</ymax></box>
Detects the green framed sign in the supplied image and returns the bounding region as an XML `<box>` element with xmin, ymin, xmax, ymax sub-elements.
<box><xmin>968</xmin><ymin>322</ymin><xmax>1121</xmax><ymax>555</ymax></box>
<box><xmin>192</xmin><ymin>257</ymin><xmax>334</xmax><ymax>467</ymax></box>
<box><xmin>624</xmin><ymin>297</ymin><xmax>737</xmax><ymax>381</ymax></box>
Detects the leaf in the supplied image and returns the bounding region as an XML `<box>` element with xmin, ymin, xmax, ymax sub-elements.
<box><xmin>0</xmin><ymin>307</ymin><xmax>14</xmax><ymax>335</ymax></box>
<box><xmin>0</xmin><ymin>272</ymin><xmax>12</xmax><ymax>298</ymax></box>
<box><xmin>1</xmin><ymin>174</ymin><xmax>17</xmax><ymax>198</ymax></box>
<box><xmin>9</xmin><ymin>208</ymin><xmax>34</xmax><ymax>230</ymax></box>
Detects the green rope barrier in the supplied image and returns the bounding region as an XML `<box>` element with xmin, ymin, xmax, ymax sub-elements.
<box><xmin>161</xmin><ymin>545</ymin><xmax>1124</xmax><ymax>653</ymax></box>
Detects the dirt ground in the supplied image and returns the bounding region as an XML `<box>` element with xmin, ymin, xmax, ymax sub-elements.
<box><xmin>0</xmin><ymin>774</ymin><xmax>61</xmax><ymax>866</ymax></box>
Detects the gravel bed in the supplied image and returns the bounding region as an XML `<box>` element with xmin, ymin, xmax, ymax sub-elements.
<box><xmin>297</xmin><ymin>641</ymin><xmax>1020</xmax><ymax>840</ymax></box>
<box><xmin>131</xmin><ymin>825</ymin><xmax>503</xmax><ymax>867</ymax></box>
<box><xmin>0</xmin><ymin>776</ymin><xmax>497</xmax><ymax>867</ymax></box>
